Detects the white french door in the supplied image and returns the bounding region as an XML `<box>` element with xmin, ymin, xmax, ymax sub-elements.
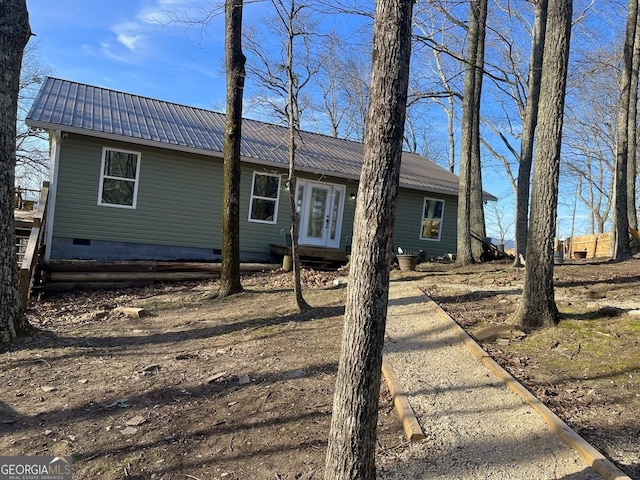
<box><xmin>296</xmin><ymin>180</ymin><xmax>345</xmax><ymax>248</ymax></box>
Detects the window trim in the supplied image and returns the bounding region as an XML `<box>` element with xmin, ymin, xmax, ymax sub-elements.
<box><xmin>248</xmin><ymin>171</ymin><xmax>281</xmax><ymax>224</ymax></box>
<box><xmin>97</xmin><ymin>146</ymin><xmax>141</xmax><ymax>209</ymax></box>
<box><xmin>419</xmin><ymin>197</ymin><xmax>444</xmax><ymax>241</ymax></box>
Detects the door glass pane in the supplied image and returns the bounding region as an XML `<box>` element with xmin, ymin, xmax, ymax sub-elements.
<box><xmin>307</xmin><ymin>187</ymin><xmax>328</xmax><ymax>239</ymax></box>
<box><xmin>330</xmin><ymin>190</ymin><xmax>341</xmax><ymax>240</ymax></box>
<box><xmin>296</xmin><ymin>184</ymin><xmax>305</xmax><ymax>213</ymax></box>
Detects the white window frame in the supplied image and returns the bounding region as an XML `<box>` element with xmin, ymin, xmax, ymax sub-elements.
<box><xmin>248</xmin><ymin>172</ymin><xmax>281</xmax><ymax>224</ymax></box>
<box><xmin>419</xmin><ymin>197</ymin><xmax>445</xmax><ymax>241</ymax></box>
<box><xmin>97</xmin><ymin>147</ymin><xmax>141</xmax><ymax>209</ymax></box>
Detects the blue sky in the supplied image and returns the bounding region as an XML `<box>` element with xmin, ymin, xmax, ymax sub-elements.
<box><xmin>27</xmin><ymin>0</ymin><xmax>247</xmax><ymax>110</ymax></box>
<box><xmin>24</xmin><ymin>0</ymin><xmax>611</xmax><ymax>240</ymax></box>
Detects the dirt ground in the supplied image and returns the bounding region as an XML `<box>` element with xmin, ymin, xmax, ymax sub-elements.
<box><xmin>0</xmin><ymin>270</ymin><xmax>404</xmax><ymax>480</ymax></box>
<box><xmin>1</xmin><ymin>259</ymin><xmax>639</xmax><ymax>479</ymax></box>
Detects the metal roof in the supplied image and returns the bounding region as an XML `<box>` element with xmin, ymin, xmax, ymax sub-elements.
<box><xmin>26</xmin><ymin>77</ymin><xmax>472</xmax><ymax>198</ymax></box>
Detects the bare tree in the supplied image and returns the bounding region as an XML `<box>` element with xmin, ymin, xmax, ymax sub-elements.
<box><xmin>310</xmin><ymin>34</ymin><xmax>370</xmax><ymax>141</ymax></box>
<box><xmin>611</xmin><ymin>0</ymin><xmax>638</xmax><ymax>260</ymax></box>
<box><xmin>469</xmin><ymin>0</ymin><xmax>488</xmax><ymax>259</ymax></box>
<box><xmin>412</xmin><ymin>3</ymin><xmax>466</xmax><ymax>173</ymax></box>
<box><xmin>15</xmin><ymin>42</ymin><xmax>52</xmax><ymax>190</ymax></box>
<box><xmin>486</xmin><ymin>197</ymin><xmax>514</xmax><ymax>246</ymax></box>
<box><xmin>511</xmin><ymin>0</ymin><xmax>573</xmax><ymax>329</ymax></box>
<box><xmin>324</xmin><ymin>0</ymin><xmax>414</xmax><ymax>476</ymax></box>
<box><xmin>627</xmin><ymin>6</ymin><xmax>640</xmax><ymax>231</ymax></box>
<box><xmin>627</xmin><ymin>5</ymin><xmax>640</xmax><ymax>231</ymax></box>
<box><xmin>219</xmin><ymin>0</ymin><xmax>246</xmax><ymax>298</ymax></box>
<box><xmin>513</xmin><ymin>0</ymin><xmax>548</xmax><ymax>265</ymax></box>
<box><xmin>563</xmin><ymin>60</ymin><xmax>616</xmax><ymax>234</ymax></box>
<box><xmin>246</xmin><ymin>0</ymin><xmax>320</xmax><ymax>311</ymax></box>
<box><xmin>1</xmin><ymin>0</ymin><xmax>31</xmax><ymax>343</ymax></box>
<box><xmin>457</xmin><ymin>0</ymin><xmax>488</xmax><ymax>265</ymax></box>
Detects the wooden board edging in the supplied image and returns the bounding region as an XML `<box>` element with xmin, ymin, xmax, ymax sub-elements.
<box><xmin>415</xmin><ymin>286</ymin><xmax>632</xmax><ymax>480</ymax></box>
<box><xmin>381</xmin><ymin>356</ymin><xmax>425</xmax><ymax>442</ymax></box>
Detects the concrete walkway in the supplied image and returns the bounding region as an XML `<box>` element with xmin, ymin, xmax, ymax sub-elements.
<box><xmin>376</xmin><ymin>280</ymin><xmax>623</xmax><ymax>480</ymax></box>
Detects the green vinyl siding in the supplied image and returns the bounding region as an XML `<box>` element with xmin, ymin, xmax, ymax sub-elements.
<box><xmin>393</xmin><ymin>190</ymin><xmax>458</xmax><ymax>258</ymax></box>
<box><xmin>53</xmin><ymin>134</ymin><xmax>451</xmax><ymax>259</ymax></box>
<box><xmin>53</xmin><ymin>136</ymin><xmax>221</xmax><ymax>249</ymax></box>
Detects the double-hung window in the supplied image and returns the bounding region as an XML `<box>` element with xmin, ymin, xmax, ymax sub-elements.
<box><xmin>420</xmin><ymin>198</ymin><xmax>444</xmax><ymax>240</ymax></box>
<box><xmin>98</xmin><ymin>147</ymin><xmax>141</xmax><ymax>208</ymax></box>
<box><xmin>249</xmin><ymin>172</ymin><xmax>280</xmax><ymax>223</ymax></box>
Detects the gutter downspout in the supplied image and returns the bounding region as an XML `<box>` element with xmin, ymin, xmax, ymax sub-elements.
<box><xmin>44</xmin><ymin>130</ymin><xmax>62</xmax><ymax>261</ymax></box>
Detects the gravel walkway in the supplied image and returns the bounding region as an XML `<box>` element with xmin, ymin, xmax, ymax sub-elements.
<box><xmin>377</xmin><ymin>280</ymin><xmax>603</xmax><ymax>480</ymax></box>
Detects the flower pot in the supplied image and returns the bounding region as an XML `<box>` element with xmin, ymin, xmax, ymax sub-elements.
<box><xmin>397</xmin><ymin>254</ymin><xmax>419</xmax><ymax>271</ymax></box>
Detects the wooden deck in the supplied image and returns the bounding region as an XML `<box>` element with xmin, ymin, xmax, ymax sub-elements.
<box><xmin>270</xmin><ymin>243</ymin><xmax>349</xmax><ymax>265</ymax></box>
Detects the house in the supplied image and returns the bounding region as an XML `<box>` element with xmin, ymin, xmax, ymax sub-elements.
<box><xmin>26</xmin><ymin>77</ymin><xmax>480</xmax><ymax>264</ymax></box>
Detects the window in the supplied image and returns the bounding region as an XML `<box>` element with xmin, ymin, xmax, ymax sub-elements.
<box><xmin>98</xmin><ymin>147</ymin><xmax>141</xmax><ymax>208</ymax></box>
<box><xmin>420</xmin><ymin>198</ymin><xmax>444</xmax><ymax>240</ymax></box>
<box><xmin>249</xmin><ymin>172</ymin><xmax>281</xmax><ymax>223</ymax></box>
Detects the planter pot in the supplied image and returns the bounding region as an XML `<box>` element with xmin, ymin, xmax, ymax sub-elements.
<box><xmin>397</xmin><ymin>254</ymin><xmax>419</xmax><ymax>271</ymax></box>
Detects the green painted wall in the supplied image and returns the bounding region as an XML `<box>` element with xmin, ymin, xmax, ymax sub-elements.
<box><xmin>53</xmin><ymin>134</ymin><xmax>455</xmax><ymax>259</ymax></box>
<box><xmin>393</xmin><ymin>189</ymin><xmax>458</xmax><ymax>259</ymax></box>
<box><xmin>53</xmin><ymin>135</ymin><xmax>221</xmax><ymax>249</ymax></box>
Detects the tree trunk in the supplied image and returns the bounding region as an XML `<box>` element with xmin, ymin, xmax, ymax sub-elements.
<box><xmin>626</xmin><ymin>2</ymin><xmax>640</xmax><ymax>231</ymax></box>
<box><xmin>513</xmin><ymin>0</ymin><xmax>548</xmax><ymax>266</ymax></box>
<box><xmin>0</xmin><ymin>0</ymin><xmax>31</xmax><ymax>343</ymax></box>
<box><xmin>324</xmin><ymin>0</ymin><xmax>414</xmax><ymax>477</ymax></box>
<box><xmin>456</xmin><ymin>0</ymin><xmax>485</xmax><ymax>265</ymax></box>
<box><xmin>285</xmin><ymin>0</ymin><xmax>309</xmax><ymax>312</ymax></box>
<box><xmin>219</xmin><ymin>0</ymin><xmax>246</xmax><ymax>298</ymax></box>
<box><xmin>611</xmin><ymin>0</ymin><xmax>637</xmax><ymax>261</ymax></box>
<box><xmin>512</xmin><ymin>0</ymin><xmax>573</xmax><ymax>329</ymax></box>
<box><xmin>469</xmin><ymin>0</ymin><xmax>488</xmax><ymax>260</ymax></box>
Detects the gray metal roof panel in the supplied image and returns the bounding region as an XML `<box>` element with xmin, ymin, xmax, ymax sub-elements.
<box><xmin>26</xmin><ymin>77</ymin><xmax>483</xmax><ymax>199</ymax></box>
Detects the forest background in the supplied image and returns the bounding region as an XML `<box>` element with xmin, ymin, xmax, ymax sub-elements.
<box><xmin>18</xmin><ymin>0</ymin><xmax>628</xmax><ymax>242</ymax></box>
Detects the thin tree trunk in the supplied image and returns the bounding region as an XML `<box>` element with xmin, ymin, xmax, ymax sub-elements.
<box><xmin>514</xmin><ymin>0</ymin><xmax>548</xmax><ymax>266</ymax></box>
<box><xmin>434</xmin><ymin>50</ymin><xmax>456</xmax><ymax>173</ymax></box>
<box><xmin>219</xmin><ymin>0</ymin><xmax>246</xmax><ymax>298</ymax></box>
<box><xmin>512</xmin><ymin>0</ymin><xmax>573</xmax><ymax>329</ymax></box>
<box><xmin>324</xmin><ymin>0</ymin><xmax>414</xmax><ymax>476</ymax></box>
<box><xmin>285</xmin><ymin>0</ymin><xmax>309</xmax><ymax>312</ymax></box>
<box><xmin>611</xmin><ymin>0</ymin><xmax>637</xmax><ymax>260</ymax></box>
<box><xmin>470</xmin><ymin>0</ymin><xmax>488</xmax><ymax>260</ymax></box>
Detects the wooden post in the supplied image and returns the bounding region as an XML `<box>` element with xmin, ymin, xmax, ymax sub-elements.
<box><xmin>282</xmin><ymin>255</ymin><xmax>292</xmax><ymax>272</ymax></box>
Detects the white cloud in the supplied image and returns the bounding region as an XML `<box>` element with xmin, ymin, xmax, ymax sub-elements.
<box><xmin>109</xmin><ymin>19</ymin><xmax>149</xmax><ymax>55</ymax></box>
<box><xmin>100</xmin><ymin>41</ymin><xmax>138</xmax><ymax>64</ymax></box>
<box><xmin>117</xmin><ymin>33</ymin><xmax>143</xmax><ymax>52</ymax></box>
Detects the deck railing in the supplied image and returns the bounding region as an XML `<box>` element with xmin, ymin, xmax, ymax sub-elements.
<box><xmin>17</xmin><ymin>182</ymin><xmax>49</xmax><ymax>312</ymax></box>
